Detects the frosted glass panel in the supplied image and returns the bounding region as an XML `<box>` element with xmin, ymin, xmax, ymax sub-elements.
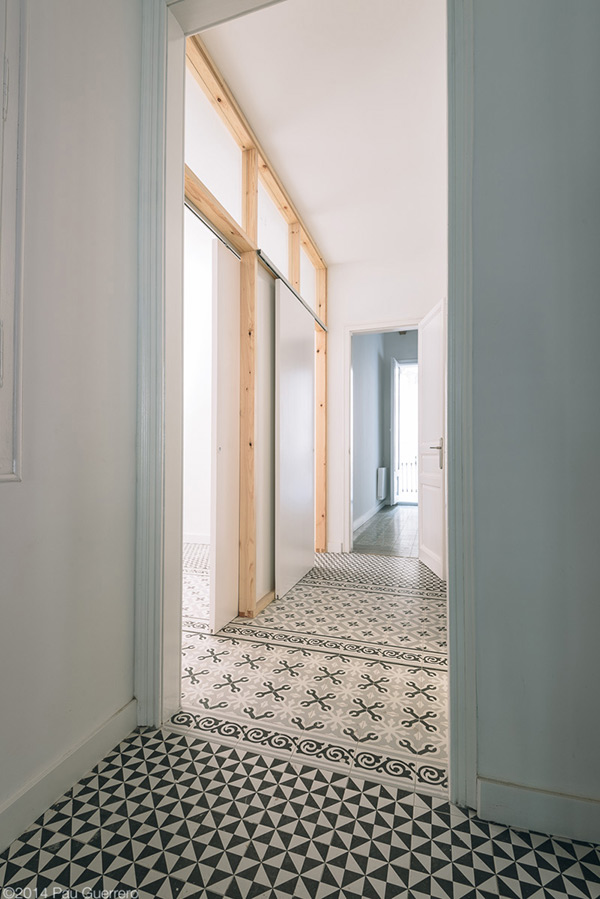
<box><xmin>300</xmin><ymin>247</ymin><xmax>317</xmax><ymax>313</ymax></box>
<box><xmin>258</xmin><ymin>180</ymin><xmax>289</xmax><ymax>276</ymax></box>
<box><xmin>185</xmin><ymin>69</ymin><xmax>242</xmax><ymax>225</ymax></box>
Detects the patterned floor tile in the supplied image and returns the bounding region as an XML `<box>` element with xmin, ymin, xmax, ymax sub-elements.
<box><xmin>178</xmin><ymin>545</ymin><xmax>448</xmax><ymax>792</ymax></box>
<box><xmin>1</xmin><ymin>729</ymin><xmax>599</xmax><ymax>899</ymax></box>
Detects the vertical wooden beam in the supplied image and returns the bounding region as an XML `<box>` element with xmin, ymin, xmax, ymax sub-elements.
<box><xmin>315</xmin><ymin>267</ymin><xmax>328</xmax><ymax>552</ymax></box>
<box><xmin>239</xmin><ymin>251</ymin><xmax>258</xmax><ymax>615</ymax></box>
<box><xmin>242</xmin><ymin>148</ymin><xmax>258</xmax><ymax>244</ymax></box>
<box><xmin>289</xmin><ymin>221</ymin><xmax>301</xmax><ymax>290</ymax></box>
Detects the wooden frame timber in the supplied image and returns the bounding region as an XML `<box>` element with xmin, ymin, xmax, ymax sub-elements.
<box><xmin>185</xmin><ymin>166</ymin><xmax>257</xmax><ymax>254</ymax></box>
<box><xmin>186</xmin><ymin>35</ymin><xmax>326</xmax><ymax>269</ymax></box>
<box><xmin>315</xmin><ymin>268</ymin><xmax>328</xmax><ymax>552</ymax></box>
<box><xmin>184</xmin><ymin>35</ymin><xmax>328</xmax><ymax>616</ymax></box>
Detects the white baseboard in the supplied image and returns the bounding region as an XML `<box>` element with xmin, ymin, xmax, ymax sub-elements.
<box><xmin>183</xmin><ymin>533</ymin><xmax>210</xmax><ymax>545</ymax></box>
<box><xmin>0</xmin><ymin>699</ymin><xmax>137</xmax><ymax>853</ymax></box>
<box><xmin>352</xmin><ymin>500</ymin><xmax>386</xmax><ymax>533</ymax></box>
<box><xmin>478</xmin><ymin>777</ymin><xmax>600</xmax><ymax>844</ymax></box>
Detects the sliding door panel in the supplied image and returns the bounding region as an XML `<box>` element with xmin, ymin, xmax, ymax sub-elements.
<box><xmin>275</xmin><ymin>280</ymin><xmax>315</xmax><ymax>599</ymax></box>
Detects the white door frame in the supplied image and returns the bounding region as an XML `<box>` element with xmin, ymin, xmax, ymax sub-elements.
<box><xmin>343</xmin><ymin>320</ymin><xmax>420</xmax><ymax>556</ymax></box>
<box><xmin>136</xmin><ymin>0</ymin><xmax>477</xmax><ymax>810</ymax></box>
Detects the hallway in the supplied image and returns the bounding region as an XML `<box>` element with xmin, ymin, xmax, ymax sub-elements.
<box><xmin>352</xmin><ymin>505</ymin><xmax>418</xmax><ymax>557</ymax></box>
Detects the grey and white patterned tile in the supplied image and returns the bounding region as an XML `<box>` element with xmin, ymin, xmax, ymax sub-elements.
<box><xmin>177</xmin><ymin>548</ymin><xmax>450</xmax><ymax>792</ymax></box>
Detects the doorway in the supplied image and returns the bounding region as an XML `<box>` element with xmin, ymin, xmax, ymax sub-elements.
<box><xmin>350</xmin><ymin>328</ymin><xmax>420</xmax><ymax>558</ymax></box>
<box><xmin>137</xmin><ymin>0</ymin><xmax>477</xmax><ymax>809</ymax></box>
<box><xmin>182</xmin><ymin>205</ymin><xmax>241</xmax><ymax>637</ymax></box>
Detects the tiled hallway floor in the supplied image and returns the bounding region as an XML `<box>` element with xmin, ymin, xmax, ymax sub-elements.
<box><xmin>176</xmin><ymin>547</ymin><xmax>448</xmax><ymax>794</ymax></box>
<box><xmin>352</xmin><ymin>505</ymin><xmax>418</xmax><ymax>557</ymax></box>
<box><xmin>2</xmin><ymin>729</ymin><xmax>599</xmax><ymax>899</ymax></box>
<box><xmin>2</xmin><ymin>550</ymin><xmax>599</xmax><ymax>898</ymax></box>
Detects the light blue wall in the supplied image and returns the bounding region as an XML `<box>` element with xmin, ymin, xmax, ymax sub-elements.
<box><xmin>383</xmin><ymin>329</ymin><xmax>418</xmax><ymax>366</ymax></box>
<box><xmin>472</xmin><ymin>0</ymin><xmax>600</xmax><ymax>823</ymax></box>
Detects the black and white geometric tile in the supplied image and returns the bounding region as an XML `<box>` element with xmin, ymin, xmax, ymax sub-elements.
<box><xmin>183</xmin><ymin>542</ymin><xmax>210</xmax><ymax>573</ymax></box>
<box><xmin>2</xmin><ymin>729</ymin><xmax>598</xmax><ymax>899</ymax></box>
<box><xmin>306</xmin><ymin>553</ymin><xmax>447</xmax><ymax>599</ymax></box>
<box><xmin>176</xmin><ymin>546</ymin><xmax>448</xmax><ymax>793</ymax></box>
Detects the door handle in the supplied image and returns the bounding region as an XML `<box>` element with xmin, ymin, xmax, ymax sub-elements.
<box><xmin>429</xmin><ymin>437</ymin><xmax>444</xmax><ymax>469</ymax></box>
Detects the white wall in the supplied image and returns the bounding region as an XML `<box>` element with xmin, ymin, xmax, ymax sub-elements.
<box><xmin>326</xmin><ymin>0</ymin><xmax>447</xmax><ymax>550</ymax></box>
<box><xmin>255</xmin><ymin>265</ymin><xmax>275</xmax><ymax>600</ymax></box>
<box><xmin>182</xmin><ymin>210</ymin><xmax>213</xmax><ymax>544</ymax></box>
<box><xmin>472</xmin><ymin>0</ymin><xmax>600</xmax><ymax>840</ymax></box>
<box><xmin>351</xmin><ymin>332</ymin><xmax>386</xmax><ymax>528</ymax></box>
<box><xmin>185</xmin><ymin>68</ymin><xmax>242</xmax><ymax>225</ymax></box>
<box><xmin>258</xmin><ymin>180</ymin><xmax>288</xmax><ymax>276</ymax></box>
<box><xmin>0</xmin><ymin>0</ymin><xmax>141</xmax><ymax>846</ymax></box>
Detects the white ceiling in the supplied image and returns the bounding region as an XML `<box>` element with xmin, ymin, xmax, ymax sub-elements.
<box><xmin>201</xmin><ymin>0</ymin><xmax>447</xmax><ymax>269</ymax></box>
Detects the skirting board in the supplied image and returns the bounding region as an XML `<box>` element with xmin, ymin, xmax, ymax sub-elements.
<box><xmin>183</xmin><ymin>533</ymin><xmax>210</xmax><ymax>545</ymax></box>
<box><xmin>478</xmin><ymin>777</ymin><xmax>600</xmax><ymax>844</ymax></box>
<box><xmin>352</xmin><ymin>500</ymin><xmax>386</xmax><ymax>533</ymax></box>
<box><xmin>0</xmin><ymin>699</ymin><xmax>137</xmax><ymax>853</ymax></box>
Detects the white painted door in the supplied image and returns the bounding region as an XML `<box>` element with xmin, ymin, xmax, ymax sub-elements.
<box><xmin>390</xmin><ymin>359</ymin><xmax>401</xmax><ymax>505</ymax></box>
<box><xmin>209</xmin><ymin>240</ymin><xmax>240</xmax><ymax>632</ymax></box>
<box><xmin>275</xmin><ymin>279</ymin><xmax>315</xmax><ymax>598</ymax></box>
<box><xmin>418</xmin><ymin>300</ymin><xmax>446</xmax><ymax>579</ymax></box>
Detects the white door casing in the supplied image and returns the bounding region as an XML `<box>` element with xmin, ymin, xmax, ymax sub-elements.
<box><xmin>275</xmin><ymin>279</ymin><xmax>315</xmax><ymax>599</ymax></box>
<box><xmin>390</xmin><ymin>359</ymin><xmax>401</xmax><ymax>506</ymax></box>
<box><xmin>209</xmin><ymin>239</ymin><xmax>241</xmax><ymax>633</ymax></box>
<box><xmin>418</xmin><ymin>300</ymin><xmax>446</xmax><ymax>580</ymax></box>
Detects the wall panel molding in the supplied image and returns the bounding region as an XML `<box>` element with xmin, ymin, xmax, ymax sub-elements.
<box><xmin>0</xmin><ymin>0</ymin><xmax>27</xmax><ymax>482</ymax></box>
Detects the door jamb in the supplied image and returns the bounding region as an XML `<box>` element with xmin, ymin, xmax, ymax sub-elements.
<box><xmin>447</xmin><ymin>0</ymin><xmax>477</xmax><ymax>808</ymax></box>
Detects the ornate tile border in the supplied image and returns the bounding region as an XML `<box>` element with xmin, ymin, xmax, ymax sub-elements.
<box><xmin>168</xmin><ymin>709</ymin><xmax>449</xmax><ymax>795</ymax></box>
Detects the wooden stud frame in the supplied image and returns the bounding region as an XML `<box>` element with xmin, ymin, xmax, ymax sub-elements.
<box><xmin>184</xmin><ymin>35</ymin><xmax>328</xmax><ymax>614</ymax></box>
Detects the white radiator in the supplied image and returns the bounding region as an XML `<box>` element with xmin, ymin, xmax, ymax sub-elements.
<box><xmin>376</xmin><ymin>467</ymin><xmax>388</xmax><ymax>501</ymax></box>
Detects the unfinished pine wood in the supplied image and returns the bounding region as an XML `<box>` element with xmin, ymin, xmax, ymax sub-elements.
<box><xmin>301</xmin><ymin>227</ymin><xmax>326</xmax><ymax>271</ymax></box>
<box><xmin>316</xmin><ymin>266</ymin><xmax>328</xmax><ymax>322</ymax></box>
<box><xmin>315</xmin><ymin>268</ymin><xmax>328</xmax><ymax>552</ymax></box>
<box><xmin>186</xmin><ymin>36</ymin><xmax>326</xmax><ymax>270</ymax></box>
<box><xmin>289</xmin><ymin>222</ymin><xmax>300</xmax><ymax>290</ymax></box>
<box><xmin>239</xmin><ymin>589</ymin><xmax>275</xmax><ymax>619</ymax></box>
<box><xmin>185</xmin><ymin>165</ymin><xmax>257</xmax><ymax>255</ymax></box>
<box><xmin>243</xmin><ymin>148</ymin><xmax>258</xmax><ymax>244</ymax></box>
<box><xmin>239</xmin><ymin>251</ymin><xmax>258</xmax><ymax>616</ymax></box>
